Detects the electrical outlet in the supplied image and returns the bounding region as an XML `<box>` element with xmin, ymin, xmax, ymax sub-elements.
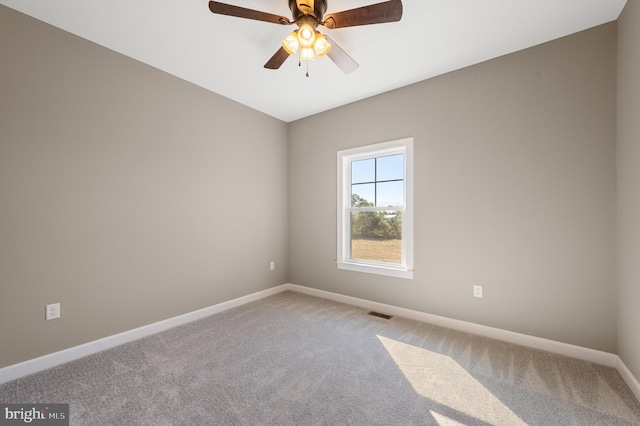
<box><xmin>269</xmin><ymin>261</ymin><xmax>275</xmax><ymax>271</ymax></box>
<box><xmin>46</xmin><ymin>303</ymin><xmax>61</xmax><ymax>320</ymax></box>
<box><xmin>473</xmin><ymin>285</ymin><xmax>483</xmax><ymax>299</ymax></box>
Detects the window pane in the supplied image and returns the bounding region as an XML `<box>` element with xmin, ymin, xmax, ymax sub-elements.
<box><xmin>352</xmin><ymin>158</ymin><xmax>375</xmax><ymax>184</ymax></box>
<box><xmin>351</xmin><ymin>183</ymin><xmax>375</xmax><ymax>207</ymax></box>
<box><xmin>376</xmin><ymin>154</ymin><xmax>404</xmax><ymax>181</ymax></box>
<box><xmin>350</xmin><ymin>211</ymin><xmax>402</xmax><ymax>264</ymax></box>
<box><xmin>376</xmin><ymin>181</ymin><xmax>403</xmax><ymax>207</ymax></box>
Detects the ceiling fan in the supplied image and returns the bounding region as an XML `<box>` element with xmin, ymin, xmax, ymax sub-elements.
<box><xmin>208</xmin><ymin>0</ymin><xmax>403</xmax><ymax>75</ymax></box>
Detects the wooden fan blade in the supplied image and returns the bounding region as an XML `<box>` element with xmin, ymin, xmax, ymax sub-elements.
<box><xmin>209</xmin><ymin>1</ymin><xmax>291</xmax><ymax>25</ymax></box>
<box><xmin>325</xmin><ymin>36</ymin><xmax>359</xmax><ymax>74</ymax></box>
<box><xmin>323</xmin><ymin>0</ymin><xmax>402</xmax><ymax>29</ymax></box>
<box><xmin>264</xmin><ymin>46</ymin><xmax>291</xmax><ymax>70</ymax></box>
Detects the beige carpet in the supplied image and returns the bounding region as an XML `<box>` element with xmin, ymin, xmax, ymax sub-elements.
<box><xmin>1</xmin><ymin>290</ymin><xmax>639</xmax><ymax>425</ymax></box>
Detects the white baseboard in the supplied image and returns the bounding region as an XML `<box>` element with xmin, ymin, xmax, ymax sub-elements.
<box><xmin>617</xmin><ymin>356</ymin><xmax>640</xmax><ymax>402</ymax></box>
<box><xmin>283</xmin><ymin>283</ymin><xmax>640</xmax><ymax>401</ymax></box>
<box><xmin>0</xmin><ymin>284</ymin><xmax>288</xmax><ymax>385</ymax></box>
<box><xmin>2</xmin><ymin>282</ymin><xmax>639</xmax><ymax>403</ymax></box>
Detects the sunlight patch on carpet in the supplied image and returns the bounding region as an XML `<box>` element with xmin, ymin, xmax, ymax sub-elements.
<box><xmin>429</xmin><ymin>410</ymin><xmax>467</xmax><ymax>426</ymax></box>
<box><xmin>377</xmin><ymin>335</ymin><xmax>526</xmax><ymax>425</ymax></box>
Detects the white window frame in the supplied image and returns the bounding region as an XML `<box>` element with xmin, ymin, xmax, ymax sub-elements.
<box><xmin>337</xmin><ymin>137</ymin><xmax>414</xmax><ymax>279</ymax></box>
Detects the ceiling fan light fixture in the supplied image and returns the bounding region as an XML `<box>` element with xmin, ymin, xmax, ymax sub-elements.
<box><xmin>313</xmin><ymin>32</ymin><xmax>331</xmax><ymax>57</ymax></box>
<box><xmin>298</xmin><ymin>22</ymin><xmax>316</xmax><ymax>48</ymax></box>
<box><xmin>300</xmin><ymin>46</ymin><xmax>316</xmax><ymax>61</ymax></box>
<box><xmin>282</xmin><ymin>31</ymin><xmax>300</xmax><ymax>55</ymax></box>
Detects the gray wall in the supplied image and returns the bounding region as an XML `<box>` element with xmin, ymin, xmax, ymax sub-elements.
<box><xmin>618</xmin><ymin>0</ymin><xmax>640</xmax><ymax>381</ymax></box>
<box><xmin>289</xmin><ymin>23</ymin><xmax>618</xmax><ymax>352</ymax></box>
<box><xmin>0</xmin><ymin>6</ymin><xmax>289</xmax><ymax>368</ymax></box>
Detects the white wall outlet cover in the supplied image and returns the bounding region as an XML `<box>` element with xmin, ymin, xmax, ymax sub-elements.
<box><xmin>473</xmin><ymin>286</ymin><xmax>483</xmax><ymax>298</ymax></box>
<box><xmin>46</xmin><ymin>303</ymin><xmax>61</xmax><ymax>320</ymax></box>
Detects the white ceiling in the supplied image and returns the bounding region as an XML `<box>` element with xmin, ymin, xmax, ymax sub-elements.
<box><xmin>0</xmin><ymin>0</ymin><xmax>627</xmax><ymax>122</ymax></box>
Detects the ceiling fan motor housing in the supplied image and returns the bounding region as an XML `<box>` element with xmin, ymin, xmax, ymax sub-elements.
<box><xmin>289</xmin><ymin>0</ymin><xmax>327</xmax><ymax>23</ymax></box>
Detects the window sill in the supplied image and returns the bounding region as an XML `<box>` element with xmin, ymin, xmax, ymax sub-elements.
<box><xmin>337</xmin><ymin>261</ymin><xmax>414</xmax><ymax>279</ymax></box>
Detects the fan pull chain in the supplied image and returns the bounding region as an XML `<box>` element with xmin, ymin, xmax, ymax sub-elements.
<box><xmin>296</xmin><ymin>50</ymin><xmax>310</xmax><ymax>78</ymax></box>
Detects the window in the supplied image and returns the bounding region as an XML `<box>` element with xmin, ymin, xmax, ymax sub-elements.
<box><xmin>337</xmin><ymin>138</ymin><xmax>413</xmax><ymax>279</ymax></box>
